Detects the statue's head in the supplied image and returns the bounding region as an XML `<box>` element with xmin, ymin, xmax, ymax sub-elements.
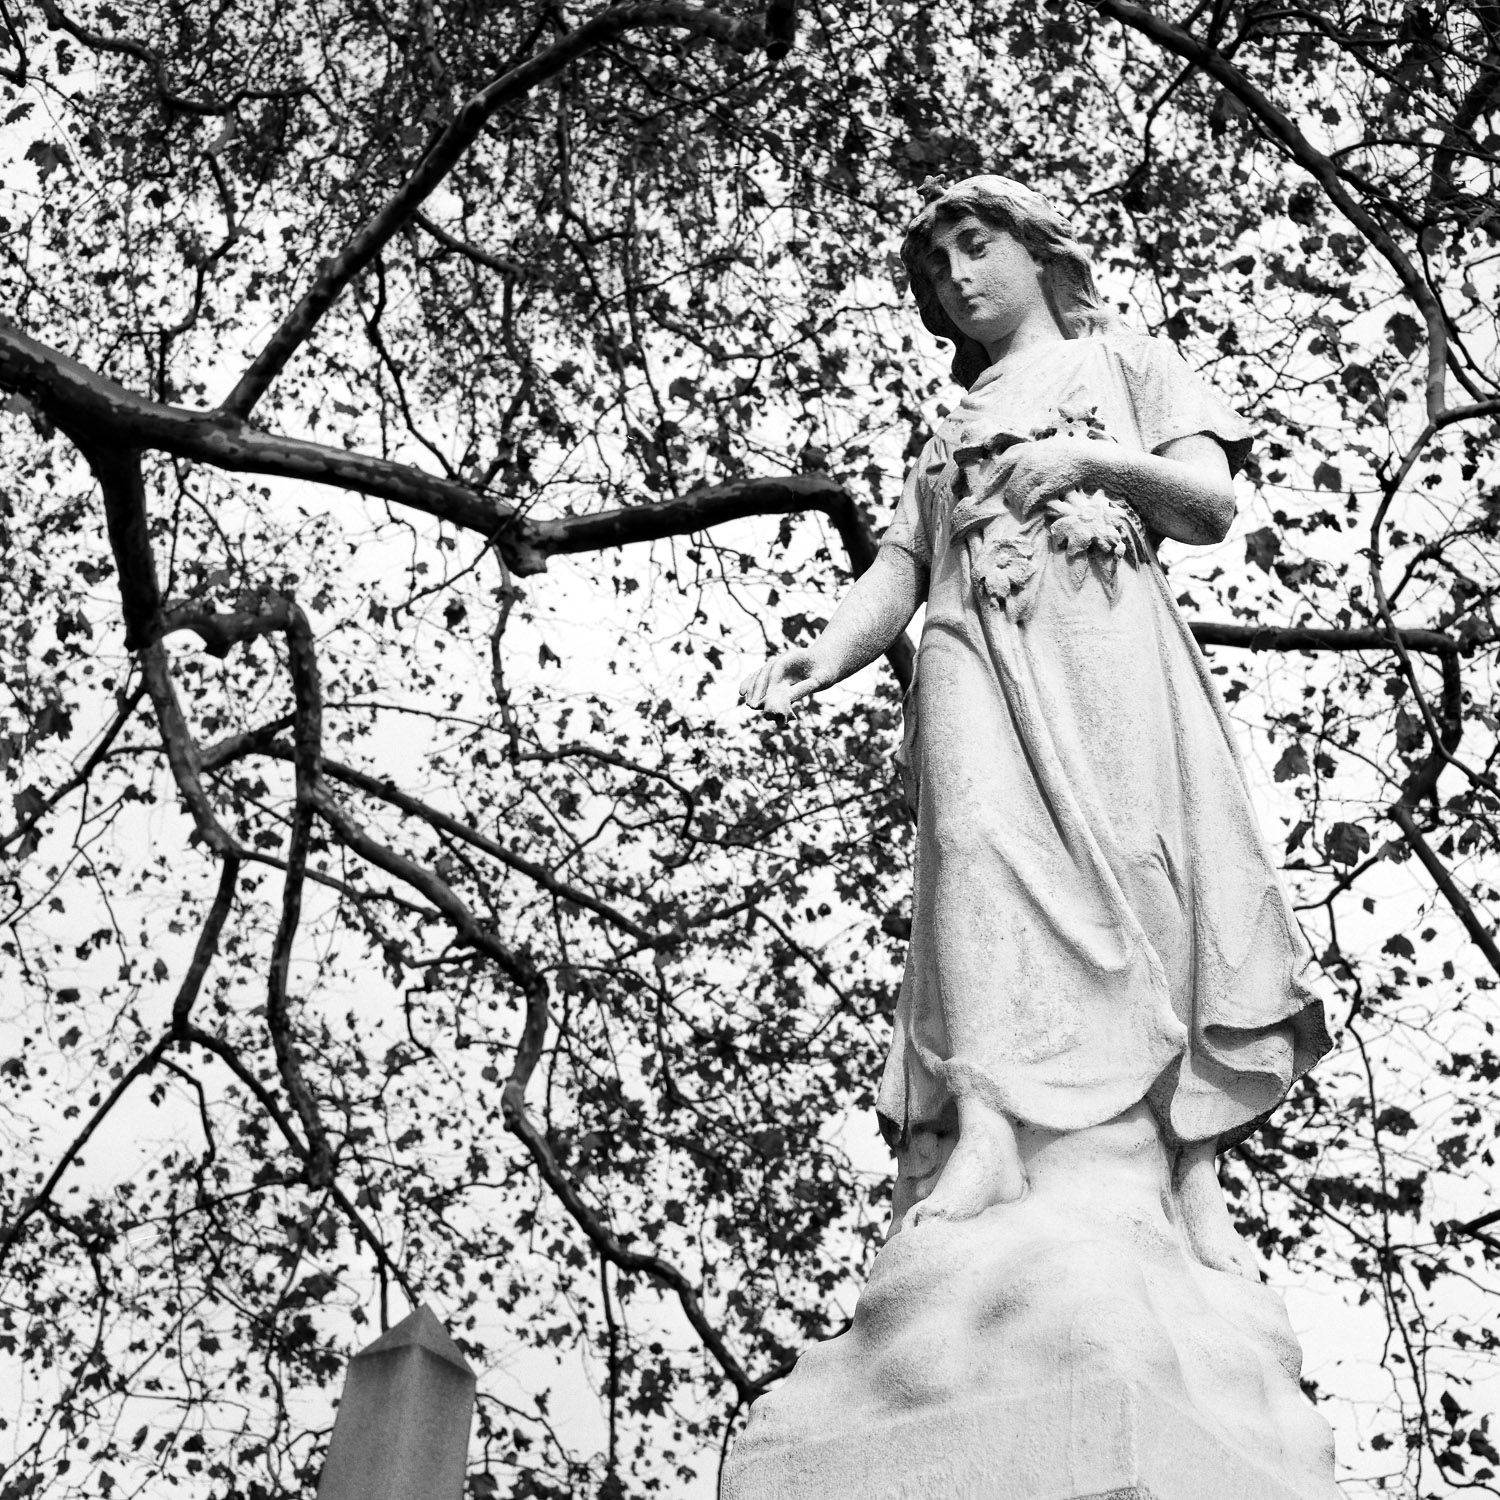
<box><xmin>901</xmin><ymin>174</ymin><xmax>1114</xmax><ymax>387</ymax></box>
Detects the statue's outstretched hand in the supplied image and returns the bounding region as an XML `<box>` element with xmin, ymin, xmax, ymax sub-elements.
<box><xmin>740</xmin><ymin>648</ymin><xmax>827</xmax><ymax>721</ymax></box>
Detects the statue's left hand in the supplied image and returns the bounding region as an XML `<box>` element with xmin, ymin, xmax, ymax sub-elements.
<box><xmin>991</xmin><ymin>437</ymin><xmax>1105</xmax><ymax>516</ymax></box>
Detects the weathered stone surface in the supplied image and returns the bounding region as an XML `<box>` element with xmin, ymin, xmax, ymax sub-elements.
<box><xmin>722</xmin><ymin>1110</ymin><xmax>1339</xmax><ymax>1500</ymax></box>
<box><xmin>316</xmin><ymin>1304</ymin><xmax>476</xmax><ymax>1500</ymax></box>
<box><xmin>735</xmin><ymin>174</ymin><xmax>1341</xmax><ymax>1500</ymax></box>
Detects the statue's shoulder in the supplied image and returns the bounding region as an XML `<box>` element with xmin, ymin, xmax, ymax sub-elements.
<box><xmin>1090</xmin><ymin>327</ymin><xmax>1177</xmax><ymax>370</ymax></box>
<box><xmin>1087</xmin><ymin>329</ymin><xmax>1217</xmax><ymax>404</ymax></box>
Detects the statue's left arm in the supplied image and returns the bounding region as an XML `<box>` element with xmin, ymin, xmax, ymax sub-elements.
<box><xmin>996</xmin><ymin>433</ymin><xmax>1236</xmax><ymax>547</ymax></box>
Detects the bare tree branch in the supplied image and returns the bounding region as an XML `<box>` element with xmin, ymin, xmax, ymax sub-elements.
<box><xmin>220</xmin><ymin>2</ymin><xmax>771</xmax><ymax>417</ymax></box>
<box><xmin>36</xmin><ymin>0</ymin><xmax>310</xmax><ymax>115</ymax></box>
<box><xmin>76</xmin><ymin>447</ymin><xmax>242</xmax><ymax>855</ymax></box>
<box><xmin>412</xmin><ymin>211</ymin><xmax>539</xmax><ymax>281</ymax></box>
<box><xmin>0</xmin><ymin>860</ymin><xmax>238</xmax><ymax>1268</ymax></box>
<box><xmin>1389</xmin><ymin>804</ymin><xmax>1500</xmax><ymax>975</ymax></box>
<box><xmin>501</xmin><ymin>1089</ymin><xmax>761</xmax><ymax>1401</ymax></box>
<box><xmin>311</xmin><ymin>782</ymin><xmax>540</xmax><ymax>991</ymax></box>
<box><xmin>254</xmin><ymin>742</ymin><xmax>656</xmax><ymax>943</ymax></box>
<box><xmin>0</xmin><ymin>681</ymin><xmax>146</xmax><ymax>854</ymax></box>
<box><xmin>171</xmin><ymin>856</ymin><xmax>241</xmax><ymax>1039</ymax></box>
<box><xmin>531</xmin><ymin>478</ymin><xmax>915</xmax><ymax>686</ymax></box>
<box><xmin>1095</xmin><ymin>0</ymin><xmax>1468</xmax><ymax>415</ymax></box>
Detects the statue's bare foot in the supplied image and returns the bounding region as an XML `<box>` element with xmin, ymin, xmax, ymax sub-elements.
<box><xmin>1176</xmin><ymin>1140</ymin><xmax>1259</xmax><ymax>1280</ymax></box>
<box><xmin>904</xmin><ymin>1101</ymin><xmax>1026</xmax><ymax>1227</ymax></box>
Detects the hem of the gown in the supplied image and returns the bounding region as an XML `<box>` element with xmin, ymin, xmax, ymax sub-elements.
<box><xmin>879</xmin><ymin>1039</ymin><xmax>1314</xmax><ymax>1152</ymax></box>
<box><xmin>887</xmin><ymin>1046</ymin><xmax>1180</xmax><ymax>1138</ymax></box>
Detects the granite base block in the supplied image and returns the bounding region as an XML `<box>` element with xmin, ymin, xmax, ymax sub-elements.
<box><xmin>722</xmin><ymin>1117</ymin><xmax>1340</xmax><ymax>1500</ymax></box>
<box><xmin>725</xmin><ymin>1378</ymin><xmax>1309</xmax><ymax>1500</ymax></box>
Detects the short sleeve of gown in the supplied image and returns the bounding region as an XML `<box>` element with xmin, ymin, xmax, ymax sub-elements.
<box><xmin>880</xmin><ymin>449</ymin><xmax>934</xmax><ymax>570</ymax></box>
<box><xmin>1120</xmin><ymin>336</ymin><xmax>1254</xmax><ymax>477</ymax></box>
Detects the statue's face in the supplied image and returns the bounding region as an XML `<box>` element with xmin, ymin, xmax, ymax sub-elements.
<box><xmin>922</xmin><ymin>215</ymin><xmax>1048</xmax><ymax>353</ymax></box>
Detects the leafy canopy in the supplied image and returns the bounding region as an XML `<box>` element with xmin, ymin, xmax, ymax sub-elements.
<box><xmin>1</xmin><ymin>1</ymin><xmax>1499</xmax><ymax>1497</ymax></box>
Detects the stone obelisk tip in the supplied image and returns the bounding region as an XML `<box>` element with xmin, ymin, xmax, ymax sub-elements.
<box><xmin>355</xmin><ymin>1303</ymin><xmax>476</xmax><ymax>1375</ymax></box>
<box><xmin>316</xmin><ymin>1304</ymin><xmax>477</xmax><ymax>1500</ymax></box>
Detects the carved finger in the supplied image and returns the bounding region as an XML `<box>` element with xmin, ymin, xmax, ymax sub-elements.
<box><xmin>1015</xmin><ymin>477</ymin><xmax>1047</xmax><ymax>517</ymax></box>
<box><xmin>989</xmin><ymin>450</ymin><xmax>1021</xmax><ymax>487</ymax></box>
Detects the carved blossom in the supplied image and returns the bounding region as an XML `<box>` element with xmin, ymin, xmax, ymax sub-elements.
<box><xmin>1046</xmin><ymin>488</ymin><xmax>1137</xmax><ymax>593</ymax></box>
<box><xmin>974</xmin><ymin>532</ymin><xmax>1037</xmax><ymax>611</ymax></box>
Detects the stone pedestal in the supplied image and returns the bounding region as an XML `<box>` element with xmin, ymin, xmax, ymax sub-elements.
<box><xmin>723</xmin><ymin>1112</ymin><xmax>1340</xmax><ymax>1500</ymax></box>
<box><xmin>726</xmin><ymin>1377</ymin><xmax>1321</xmax><ymax>1500</ymax></box>
<box><xmin>316</xmin><ymin>1304</ymin><xmax>476</xmax><ymax>1500</ymax></box>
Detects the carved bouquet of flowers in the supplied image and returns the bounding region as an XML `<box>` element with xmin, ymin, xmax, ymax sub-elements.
<box><xmin>949</xmin><ymin>403</ymin><xmax>1146</xmax><ymax>625</ymax></box>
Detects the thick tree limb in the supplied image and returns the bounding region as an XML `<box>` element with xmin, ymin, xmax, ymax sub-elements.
<box><xmin>532</xmin><ymin>474</ymin><xmax>867</xmax><ymax>565</ymax></box>
<box><xmin>264</xmin><ymin>601</ymin><xmax>335</xmax><ymax>1186</ymax></box>
<box><xmin>14</xmin><ymin>322</ymin><xmax>1470</xmax><ymax>699</ymax></box>
<box><xmin>221</xmin><ymin>2</ymin><xmax>769</xmax><ymax>417</ymax></box>
<box><xmin>172</xmin><ymin>858</ymin><xmax>241</xmax><ymax>1039</ymax></box>
<box><xmin>200</xmin><ymin>715</ymin><xmax>297</xmax><ymax>769</ymax></box>
<box><xmin>165</xmin><ymin>602</ymin><xmax>303</xmax><ymax>659</ymax></box>
<box><xmin>78</xmin><ymin>444</ymin><xmax>242</xmax><ymax>856</ymax></box>
<box><xmin>80</xmin><ymin>441</ymin><xmax>161</xmax><ymax>648</ymax></box>
<box><xmin>3</xmin><ymin>319</ymin><xmax>916</xmax><ymax>679</ymax></box>
<box><xmin>0</xmin><ymin>322</ymin><xmax>523</xmax><ymax>556</ymax></box>
<box><xmin>136</xmin><ymin>642</ymin><xmax>239</xmax><ymax>854</ymax></box>
<box><xmin>1190</xmin><ymin>621</ymin><xmax>1463</xmax><ymax>657</ymax></box>
<box><xmin>531</xmin><ymin>478</ymin><xmax>915</xmax><ymax>685</ymax></box>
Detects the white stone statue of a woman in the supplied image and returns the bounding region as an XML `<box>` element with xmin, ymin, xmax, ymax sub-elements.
<box><xmin>743</xmin><ymin>173</ymin><xmax>1328</xmax><ymax>1255</ymax></box>
<box><xmin>732</xmin><ymin>176</ymin><xmax>1339</xmax><ymax>1500</ymax></box>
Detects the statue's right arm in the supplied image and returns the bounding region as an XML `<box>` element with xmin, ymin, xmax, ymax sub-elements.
<box><xmin>739</xmin><ymin>545</ymin><xmax>926</xmax><ymax>719</ymax></box>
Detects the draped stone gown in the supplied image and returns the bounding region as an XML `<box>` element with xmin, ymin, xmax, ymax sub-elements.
<box><xmin>875</xmin><ymin>333</ymin><xmax>1330</xmax><ymax>1152</ymax></box>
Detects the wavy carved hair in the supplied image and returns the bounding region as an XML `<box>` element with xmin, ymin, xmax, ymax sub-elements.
<box><xmin>901</xmin><ymin>175</ymin><xmax>1117</xmax><ymax>388</ymax></box>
